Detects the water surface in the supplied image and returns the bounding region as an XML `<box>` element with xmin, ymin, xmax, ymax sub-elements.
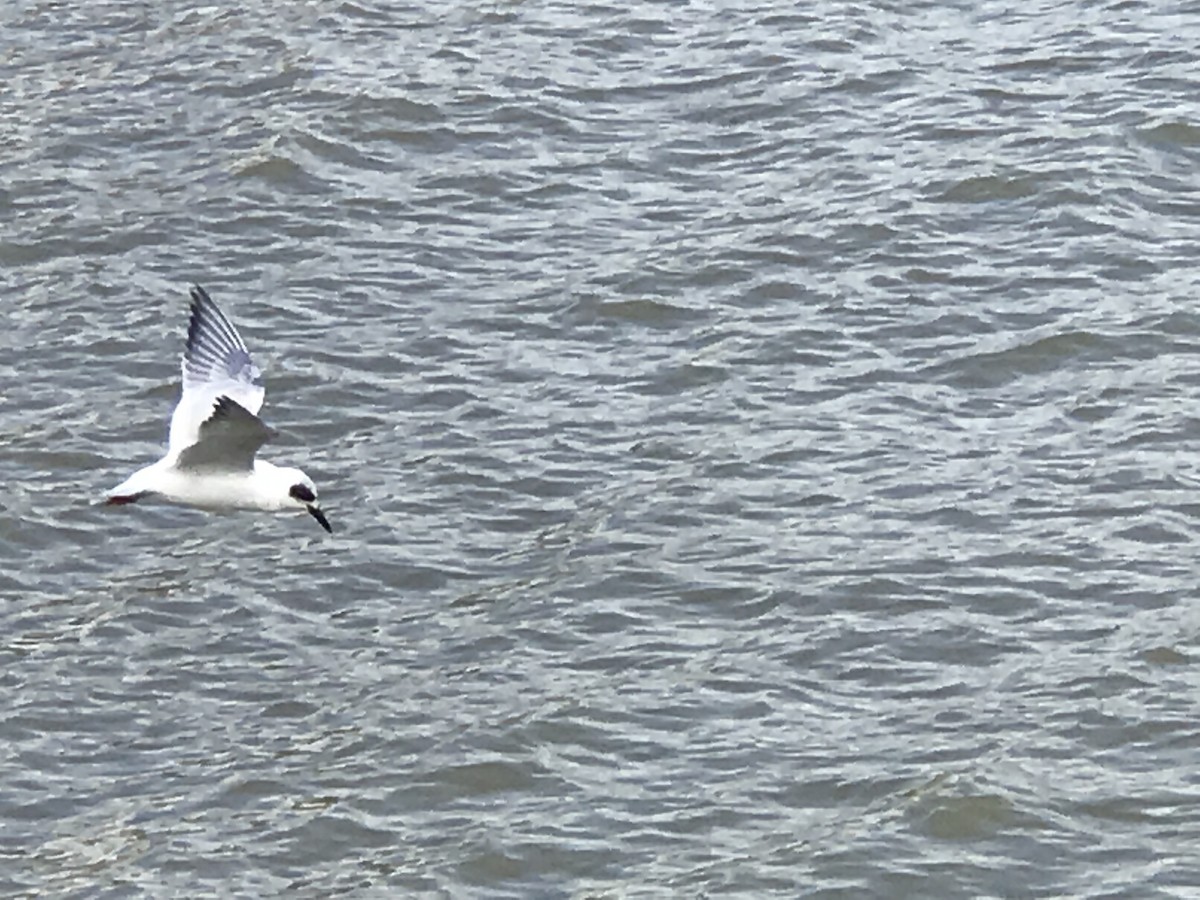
<box><xmin>3</xmin><ymin>1</ymin><xmax>1200</xmax><ymax>896</ymax></box>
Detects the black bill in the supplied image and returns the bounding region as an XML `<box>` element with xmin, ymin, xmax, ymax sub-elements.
<box><xmin>307</xmin><ymin>504</ymin><xmax>333</xmax><ymax>533</ymax></box>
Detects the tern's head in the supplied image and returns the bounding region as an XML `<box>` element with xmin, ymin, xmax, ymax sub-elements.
<box><xmin>286</xmin><ymin>475</ymin><xmax>332</xmax><ymax>533</ymax></box>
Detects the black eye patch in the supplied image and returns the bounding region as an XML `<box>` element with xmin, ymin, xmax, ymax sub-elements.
<box><xmin>289</xmin><ymin>484</ymin><xmax>316</xmax><ymax>503</ymax></box>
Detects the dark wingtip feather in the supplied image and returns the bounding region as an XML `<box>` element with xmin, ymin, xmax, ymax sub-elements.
<box><xmin>181</xmin><ymin>285</ymin><xmax>260</xmax><ymax>391</ymax></box>
<box><xmin>188</xmin><ymin>284</ymin><xmax>214</xmax><ymax>326</ymax></box>
<box><xmin>187</xmin><ymin>292</ymin><xmax>202</xmax><ymax>348</ymax></box>
<box><xmin>188</xmin><ymin>285</ymin><xmax>214</xmax><ymax>317</ymax></box>
<box><xmin>207</xmin><ymin>394</ymin><xmax>272</xmax><ymax>436</ymax></box>
<box><xmin>185</xmin><ymin>285</ymin><xmax>242</xmax><ymax>356</ymax></box>
<box><xmin>210</xmin><ymin>395</ymin><xmax>235</xmax><ymax>419</ymax></box>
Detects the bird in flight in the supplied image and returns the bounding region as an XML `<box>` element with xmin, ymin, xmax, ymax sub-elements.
<box><xmin>106</xmin><ymin>285</ymin><xmax>332</xmax><ymax>533</ymax></box>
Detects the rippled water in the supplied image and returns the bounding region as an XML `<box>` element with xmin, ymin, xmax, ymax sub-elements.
<box><xmin>5</xmin><ymin>1</ymin><xmax>1200</xmax><ymax>896</ymax></box>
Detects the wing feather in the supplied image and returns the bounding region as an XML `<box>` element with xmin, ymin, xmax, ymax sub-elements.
<box><xmin>175</xmin><ymin>396</ymin><xmax>275</xmax><ymax>471</ymax></box>
<box><xmin>167</xmin><ymin>286</ymin><xmax>267</xmax><ymax>455</ymax></box>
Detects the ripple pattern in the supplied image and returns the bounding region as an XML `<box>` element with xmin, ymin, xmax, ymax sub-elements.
<box><xmin>4</xmin><ymin>1</ymin><xmax>1200</xmax><ymax>896</ymax></box>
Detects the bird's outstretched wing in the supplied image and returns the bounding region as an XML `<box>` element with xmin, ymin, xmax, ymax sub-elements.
<box><xmin>167</xmin><ymin>286</ymin><xmax>266</xmax><ymax>457</ymax></box>
<box><xmin>176</xmin><ymin>395</ymin><xmax>276</xmax><ymax>471</ymax></box>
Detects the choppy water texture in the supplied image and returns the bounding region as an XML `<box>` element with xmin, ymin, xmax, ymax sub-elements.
<box><xmin>4</xmin><ymin>1</ymin><xmax>1200</xmax><ymax>896</ymax></box>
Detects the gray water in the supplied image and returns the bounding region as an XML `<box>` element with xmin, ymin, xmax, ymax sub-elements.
<box><xmin>4</xmin><ymin>1</ymin><xmax>1200</xmax><ymax>896</ymax></box>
